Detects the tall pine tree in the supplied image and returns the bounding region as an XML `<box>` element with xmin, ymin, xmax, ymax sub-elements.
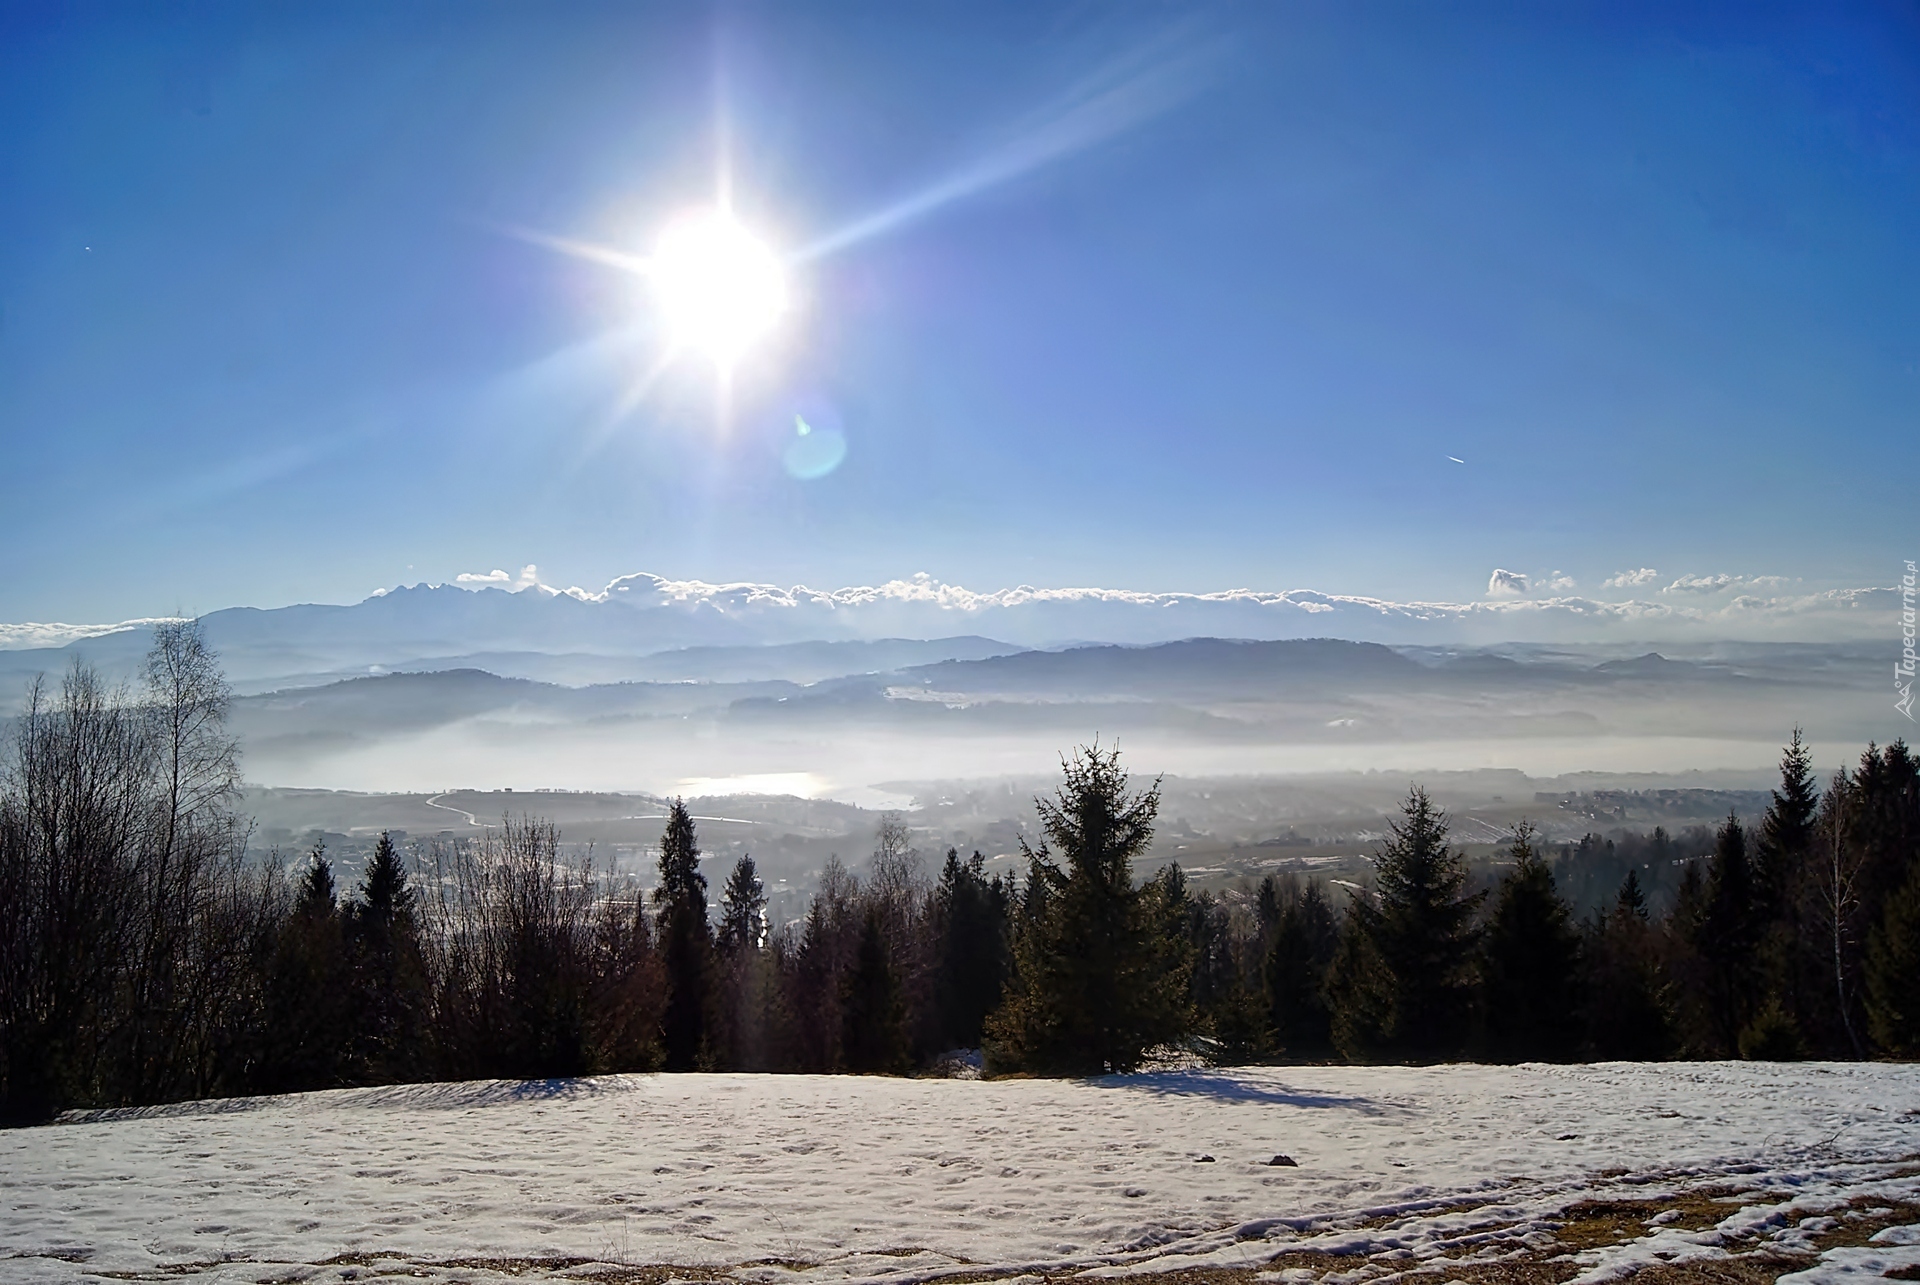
<box><xmin>1755</xmin><ymin>732</ymin><xmax>1821</xmax><ymax>1053</ymax></box>
<box><xmin>1325</xmin><ymin>787</ymin><xmax>1481</xmax><ymax>1061</ymax></box>
<box><xmin>1584</xmin><ymin>871</ymin><xmax>1673</xmax><ymax>1059</ymax></box>
<box><xmin>931</xmin><ymin>849</ymin><xmax>1011</xmax><ymax>1051</ymax></box>
<box><xmin>840</xmin><ymin>906</ymin><xmax>909</xmax><ymax>1073</ymax></box>
<box><xmin>1263</xmin><ymin>878</ymin><xmax>1338</xmax><ymax>1057</ymax></box>
<box><xmin>345</xmin><ymin>831</ymin><xmax>426</xmax><ymax>1083</ymax></box>
<box><xmin>1759</xmin><ymin>730</ymin><xmax>1819</xmax><ymax>912</ymax></box>
<box><xmin>718</xmin><ymin>855</ymin><xmax>766</xmax><ymax>954</ymax></box>
<box><xmin>262</xmin><ymin>844</ymin><xmax>348</xmax><ymax>1091</ymax></box>
<box><xmin>985</xmin><ymin>745</ymin><xmax>1191</xmax><ymax>1074</ymax></box>
<box><xmin>1481</xmin><ymin>822</ymin><xmax>1581</xmax><ymax>1062</ymax></box>
<box><xmin>1693</xmin><ymin>814</ymin><xmax>1761</xmax><ymax>1056</ymax></box>
<box><xmin>654</xmin><ymin>801</ymin><xmax>710</xmax><ymax>1071</ymax></box>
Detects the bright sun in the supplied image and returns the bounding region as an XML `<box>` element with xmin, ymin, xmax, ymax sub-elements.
<box><xmin>649</xmin><ymin>210</ymin><xmax>789</xmax><ymax>369</ymax></box>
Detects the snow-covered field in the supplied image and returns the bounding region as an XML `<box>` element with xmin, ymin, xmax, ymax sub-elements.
<box><xmin>4</xmin><ymin>1063</ymin><xmax>1918</xmax><ymax>1285</ymax></box>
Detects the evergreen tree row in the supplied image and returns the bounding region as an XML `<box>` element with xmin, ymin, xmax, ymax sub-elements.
<box><xmin>5</xmin><ymin>635</ymin><xmax>1918</xmax><ymax>1122</ymax></box>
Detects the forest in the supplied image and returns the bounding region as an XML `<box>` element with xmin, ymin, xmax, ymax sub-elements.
<box><xmin>2</xmin><ymin>622</ymin><xmax>1917</xmax><ymax>1123</ymax></box>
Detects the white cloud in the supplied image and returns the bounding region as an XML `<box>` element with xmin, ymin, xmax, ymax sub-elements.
<box><xmin>1664</xmin><ymin>573</ymin><xmax>1737</xmax><ymax>595</ymax></box>
<box><xmin>1662</xmin><ymin>573</ymin><xmax>1794</xmax><ymax>597</ymax></box>
<box><xmin>1487</xmin><ymin>569</ymin><xmax>1530</xmax><ymax>598</ymax></box>
<box><xmin>0</xmin><ymin>618</ymin><xmax>181</xmax><ymax>652</ymax></box>
<box><xmin>1603</xmin><ymin>568</ymin><xmax>1660</xmax><ymax>589</ymax></box>
<box><xmin>455</xmin><ymin>564</ymin><xmax>543</xmax><ymax>591</ymax></box>
<box><xmin>572</xmin><ymin>572</ymin><xmax>1899</xmax><ymax>645</ymax></box>
<box><xmin>10</xmin><ymin>572</ymin><xmax>1892</xmax><ymax>660</ymax></box>
<box><xmin>1543</xmin><ymin>571</ymin><xmax>1577</xmax><ymax>592</ymax></box>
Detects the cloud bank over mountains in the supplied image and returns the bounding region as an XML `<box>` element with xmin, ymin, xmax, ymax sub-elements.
<box><xmin>2</xmin><ymin>569</ymin><xmax>1896</xmax><ymax>657</ymax></box>
<box><xmin>435</xmin><ymin>568</ymin><xmax>1895</xmax><ymax>647</ymax></box>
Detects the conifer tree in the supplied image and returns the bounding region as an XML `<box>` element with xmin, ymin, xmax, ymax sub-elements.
<box><xmin>786</xmin><ymin>857</ymin><xmax>860</xmax><ymax>1072</ymax></box>
<box><xmin>1752</xmin><ymin>733</ymin><xmax>1826</xmax><ymax>1052</ymax></box>
<box><xmin>298</xmin><ymin>847</ymin><xmax>336</xmax><ymax>917</ymax></box>
<box><xmin>707</xmin><ymin>854</ymin><xmax>770</xmax><ymax>1071</ymax></box>
<box><xmin>840</xmin><ymin>906</ymin><xmax>909</xmax><ymax>1073</ymax></box>
<box><xmin>653</xmin><ymin>801</ymin><xmax>710</xmax><ymax>1071</ymax></box>
<box><xmin>1584</xmin><ymin>871</ymin><xmax>1673</xmax><ymax>1059</ymax></box>
<box><xmin>931</xmin><ymin>849</ymin><xmax>1011</xmax><ymax>1050</ymax></box>
<box><xmin>360</xmin><ymin>831</ymin><xmax>412</xmax><ymax>924</ymax></box>
<box><xmin>1256</xmin><ymin>875</ymin><xmax>1284</xmax><ymax>943</ymax></box>
<box><xmin>1617</xmin><ymin>868</ymin><xmax>1647</xmax><ymax>919</ymax></box>
<box><xmin>1759</xmin><ymin>730</ymin><xmax>1818</xmax><ymax>913</ymax></box>
<box><xmin>263</xmin><ymin>843</ymin><xmax>348</xmax><ymax>1091</ymax></box>
<box><xmin>1324</xmin><ymin>901</ymin><xmax>1394</xmax><ymax>1058</ymax></box>
<box><xmin>346</xmin><ymin>832</ymin><xmax>426</xmax><ymax>1082</ymax></box>
<box><xmin>1855</xmin><ymin>741</ymin><xmax>1920</xmax><ymax>1054</ymax></box>
<box><xmin>1854</xmin><ymin>742</ymin><xmax>1920</xmax><ymax>917</ymax></box>
<box><xmin>985</xmin><ymin>744</ymin><xmax>1190</xmax><ymax>1074</ymax></box>
<box><xmin>718</xmin><ymin>855</ymin><xmax>766</xmax><ymax>954</ymax></box>
<box><xmin>1695</xmin><ymin>814</ymin><xmax>1763</xmax><ymax>1055</ymax></box>
<box><xmin>1866</xmin><ymin>859</ymin><xmax>1920</xmax><ymax>1055</ymax></box>
<box><xmin>1325</xmin><ymin>787</ymin><xmax>1481</xmax><ymax>1060</ymax></box>
<box><xmin>1481</xmin><ymin>822</ymin><xmax>1581</xmax><ymax>1062</ymax></box>
<box><xmin>1262</xmin><ymin>879</ymin><xmax>1337</xmax><ymax>1057</ymax></box>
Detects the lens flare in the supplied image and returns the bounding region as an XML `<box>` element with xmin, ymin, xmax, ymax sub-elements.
<box><xmin>783</xmin><ymin>414</ymin><xmax>847</xmax><ymax>479</ymax></box>
<box><xmin>650</xmin><ymin>211</ymin><xmax>788</xmax><ymax>368</ymax></box>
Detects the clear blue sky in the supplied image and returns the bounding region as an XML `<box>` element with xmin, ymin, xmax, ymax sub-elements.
<box><xmin>2</xmin><ymin>1</ymin><xmax>1915</xmax><ymax>621</ymax></box>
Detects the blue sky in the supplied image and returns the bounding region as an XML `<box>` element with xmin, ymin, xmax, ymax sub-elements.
<box><xmin>1</xmin><ymin>1</ymin><xmax>1915</xmax><ymax>622</ymax></box>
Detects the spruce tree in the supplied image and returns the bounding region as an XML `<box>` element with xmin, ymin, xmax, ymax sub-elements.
<box><xmin>1855</xmin><ymin>742</ymin><xmax>1920</xmax><ymax>917</ymax></box>
<box><xmin>985</xmin><ymin>745</ymin><xmax>1190</xmax><ymax>1074</ymax></box>
<box><xmin>1866</xmin><ymin>859</ymin><xmax>1920</xmax><ymax>1056</ymax></box>
<box><xmin>264</xmin><ymin>844</ymin><xmax>348</xmax><ymax>1091</ymax></box>
<box><xmin>718</xmin><ymin>855</ymin><xmax>766</xmax><ymax>954</ymax></box>
<box><xmin>297</xmin><ymin>847</ymin><xmax>336</xmax><ymax>917</ymax></box>
<box><xmin>360</xmin><ymin>831</ymin><xmax>413</xmax><ymax>924</ymax></box>
<box><xmin>707</xmin><ymin>854</ymin><xmax>769</xmax><ymax>1070</ymax></box>
<box><xmin>1759</xmin><ymin>730</ymin><xmax>1818</xmax><ymax>912</ymax></box>
<box><xmin>1324</xmin><ymin>901</ymin><xmax>1395</xmax><ymax>1059</ymax></box>
<box><xmin>1856</xmin><ymin>742</ymin><xmax>1920</xmax><ymax>1054</ymax></box>
<box><xmin>1584</xmin><ymin>871</ymin><xmax>1673</xmax><ymax>1060</ymax></box>
<box><xmin>1617</xmin><ymin>868</ymin><xmax>1648</xmax><ymax>919</ymax></box>
<box><xmin>346</xmin><ymin>832</ymin><xmax>426</xmax><ymax>1083</ymax></box>
<box><xmin>654</xmin><ymin>801</ymin><xmax>710</xmax><ymax>1071</ymax></box>
<box><xmin>931</xmin><ymin>849</ymin><xmax>1011</xmax><ymax>1050</ymax></box>
<box><xmin>1256</xmin><ymin>875</ymin><xmax>1284</xmax><ymax>943</ymax></box>
<box><xmin>1481</xmin><ymin>822</ymin><xmax>1581</xmax><ymax>1062</ymax></box>
<box><xmin>1696</xmin><ymin>814</ymin><xmax>1763</xmax><ymax>1056</ymax></box>
<box><xmin>840</xmin><ymin>906</ymin><xmax>909</xmax><ymax>1073</ymax></box>
<box><xmin>1326</xmin><ymin>787</ymin><xmax>1481</xmax><ymax>1060</ymax></box>
<box><xmin>1263</xmin><ymin>879</ymin><xmax>1338</xmax><ymax>1057</ymax></box>
<box><xmin>1755</xmin><ymin>731</ymin><xmax>1821</xmax><ymax>1054</ymax></box>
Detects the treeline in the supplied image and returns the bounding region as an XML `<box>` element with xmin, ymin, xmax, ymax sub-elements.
<box><xmin>3</xmin><ymin>626</ymin><xmax>1918</xmax><ymax>1122</ymax></box>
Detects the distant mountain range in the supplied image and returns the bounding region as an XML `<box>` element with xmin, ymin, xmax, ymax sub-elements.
<box><xmin>0</xmin><ymin>569</ymin><xmax>1898</xmax><ymax>692</ymax></box>
<box><xmin>0</xmin><ymin>579</ymin><xmax>1896</xmax><ymax>799</ymax></box>
<box><xmin>202</xmin><ymin>634</ymin><xmax>1890</xmax><ymax>796</ymax></box>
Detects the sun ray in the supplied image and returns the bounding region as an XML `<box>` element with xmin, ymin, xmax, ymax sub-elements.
<box><xmin>558</xmin><ymin>341</ymin><xmax>682</xmax><ymax>477</ymax></box>
<box><xmin>795</xmin><ymin>31</ymin><xmax>1217</xmax><ymax>263</ymax></box>
<box><xmin>498</xmin><ymin>224</ymin><xmax>651</xmax><ymax>276</ymax></box>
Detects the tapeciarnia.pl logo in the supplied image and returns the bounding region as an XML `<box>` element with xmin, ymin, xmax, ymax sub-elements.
<box><xmin>1900</xmin><ymin>559</ymin><xmax>1917</xmax><ymax>722</ymax></box>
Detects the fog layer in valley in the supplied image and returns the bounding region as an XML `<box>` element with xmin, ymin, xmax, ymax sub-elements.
<box><xmin>3</xmin><ymin>583</ymin><xmax>1899</xmax><ymax>839</ymax></box>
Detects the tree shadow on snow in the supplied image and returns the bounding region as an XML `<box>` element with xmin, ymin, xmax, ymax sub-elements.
<box><xmin>56</xmin><ymin>1076</ymin><xmax>613</xmax><ymax>1125</ymax></box>
<box><xmin>350</xmin><ymin>1077</ymin><xmax>610</xmax><ymax>1111</ymax></box>
<box><xmin>1096</xmin><ymin>1069</ymin><xmax>1404</xmax><ymax>1114</ymax></box>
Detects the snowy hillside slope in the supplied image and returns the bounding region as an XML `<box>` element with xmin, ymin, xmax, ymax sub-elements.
<box><xmin>3</xmin><ymin>1063</ymin><xmax>1918</xmax><ymax>1285</ymax></box>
